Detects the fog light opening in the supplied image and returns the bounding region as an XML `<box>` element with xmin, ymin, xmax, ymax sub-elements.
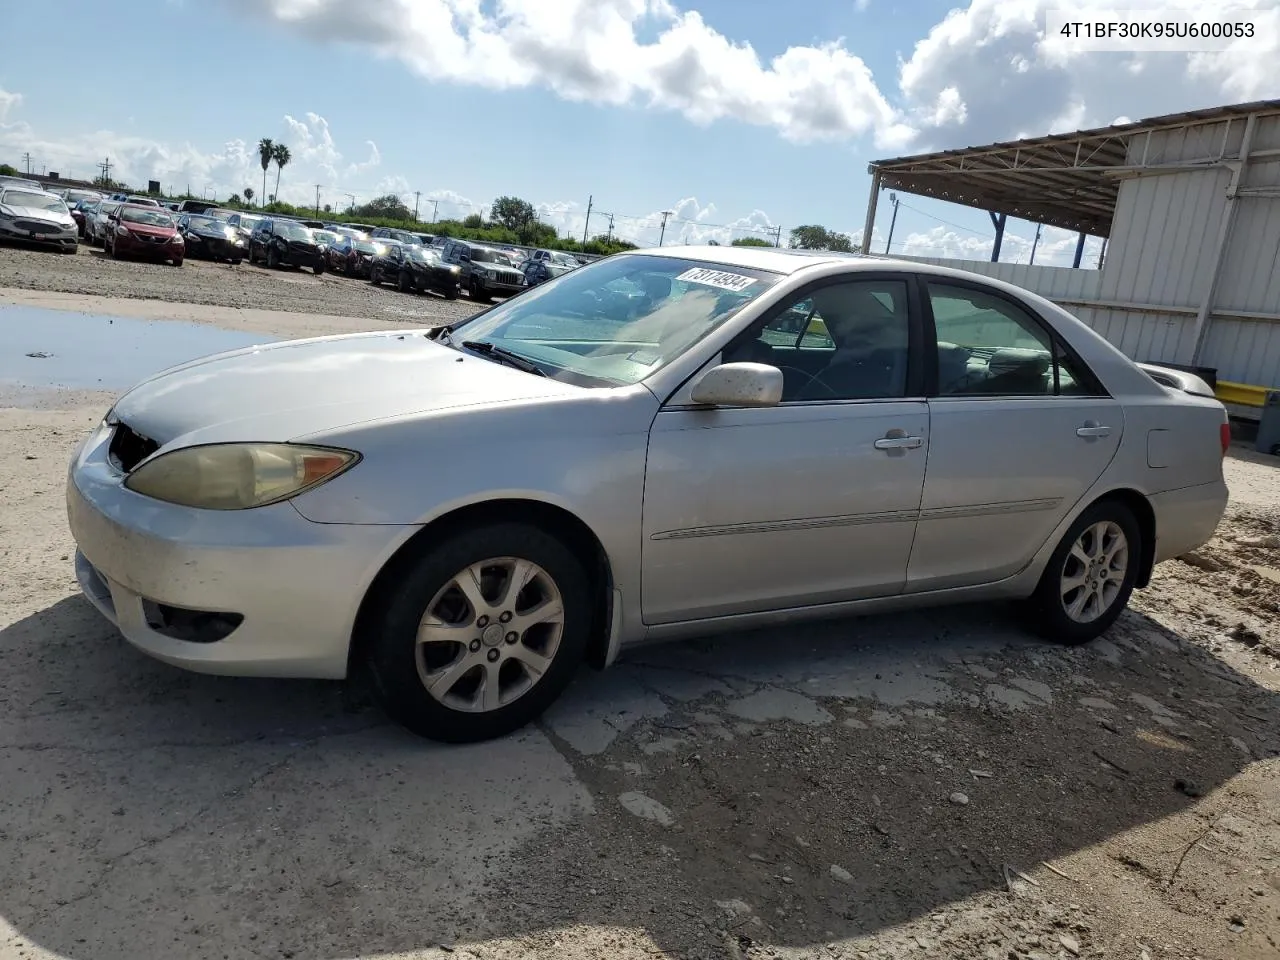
<box><xmin>141</xmin><ymin>600</ymin><xmax>244</xmax><ymax>644</ymax></box>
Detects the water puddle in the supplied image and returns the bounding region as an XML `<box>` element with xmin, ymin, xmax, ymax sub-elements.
<box><xmin>0</xmin><ymin>306</ymin><xmax>277</xmax><ymax>399</ymax></box>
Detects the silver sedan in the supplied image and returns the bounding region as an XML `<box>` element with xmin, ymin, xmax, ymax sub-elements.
<box><xmin>66</xmin><ymin>247</ymin><xmax>1230</xmax><ymax>742</ymax></box>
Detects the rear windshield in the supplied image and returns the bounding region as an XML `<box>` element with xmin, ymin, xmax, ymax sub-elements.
<box><xmin>274</xmin><ymin>221</ymin><xmax>312</xmax><ymax>240</ymax></box>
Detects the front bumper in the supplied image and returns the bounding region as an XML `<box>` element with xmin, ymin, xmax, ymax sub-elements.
<box><xmin>0</xmin><ymin>219</ymin><xmax>77</xmax><ymax>249</ymax></box>
<box><xmin>187</xmin><ymin>235</ymin><xmax>245</xmax><ymax>260</ymax></box>
<box><xmin>115</xmin><ymin>233</ymin><xmax>184</xmax><ymax>259</ymax></box>
<box><xmin>66</xmin><ymin>423</ymin><xmax>408</xmax><ymax>679</ymax></box>
<box><xmin>473</xmin><ymin>276</ymin><xmax>524</xmax><ymax>297</ymax></box>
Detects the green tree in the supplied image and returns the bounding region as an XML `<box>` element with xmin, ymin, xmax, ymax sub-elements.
<box><xmin>490</xmin><ymin>196</ymin><xmax>537</xmax><ymax>232</ymax></box>
<box><xmin>731</xmin><ymin>236</ymin><xmax>772</xmax><ymax>247</ymax></box>
<box><xmin>0</xmin><ymin>163</ymin><xmax>18</xmax><ymax>176</ymax></box>
<box><xmin>243</xmin><ymin>187</ymin><xmax>254</xmax><ymax>207</ymax></box>
<box><xmin>788</xmin><ymin>224</ymin><xmax>853</xmax><ymax>252</ymax></box>
<box><xmin>352</xmin><ymin>194</ymin><xmax>413</xmax><ymax>220</ymax></box>
<box><xmin>462</xmin><ymin>213</ymin><xmax>483</xmax><ymax>229</ymax></box>
<box><xmin>257</xmin><ymin>139</ymin><xmax>274</xmax><ymax>208</ymax></box>
<box><xmin>271</xmin><ymin>143</ymin><xmax>291</xmax><ymax>202</ymax></box>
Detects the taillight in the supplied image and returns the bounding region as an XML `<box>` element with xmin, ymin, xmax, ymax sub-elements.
<box><xmin>1220</xmin><ymin>421</ymin><xmax>1231</xmax><ymax>457</ymax></box>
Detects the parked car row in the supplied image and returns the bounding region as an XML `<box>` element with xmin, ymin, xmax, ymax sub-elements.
<box><xmin>1</xmin><ymin>182</ymin><xmax>590</xmax><ymax>304</ymax></box>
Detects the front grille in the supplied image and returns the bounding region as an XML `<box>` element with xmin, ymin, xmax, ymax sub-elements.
<box><xmin>496</xmin><ymin>270</ymin><xmax>522</xmax><ymax>285</ymax></box>
<box><xmin>15</xmin><ymin>220</ymin><xmax>57</xmax><ymax>232</ymax></box>
<box><xmin>137</xmin><ymin>233</ymin><xmax>168</xmax><ymax>244</ymax></box>
<box><xmin>108</xmin><ymin>422</ymin><xmax>159</xmax><ymax>472</ymax></box>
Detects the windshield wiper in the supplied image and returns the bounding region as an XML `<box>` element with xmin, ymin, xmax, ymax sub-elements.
<box><xmin>460</xmin><ymin>340</ymin><xmax>547</xmax><ymax>377</ymax></box>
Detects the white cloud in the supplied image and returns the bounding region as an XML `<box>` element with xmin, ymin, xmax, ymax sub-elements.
<box><xmin>0</xmin><ymin>88</ymin><xmax>21</xmax><ymax>122</ymax></box>
<box><xmin>226</xmin><ymin>0</ymin><xmax>914</xmax><ymax>148</ymax></box>
<box><xmin>898</xmin><ymin>0</ymin><xmax>1280</xmax><ymax>146</ymax></box>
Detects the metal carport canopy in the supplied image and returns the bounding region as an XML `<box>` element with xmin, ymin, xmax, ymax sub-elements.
<box><xmin>860</xmin><ymin>99</ymin><xmax>1280</xmax><ymax>251</ymax></box>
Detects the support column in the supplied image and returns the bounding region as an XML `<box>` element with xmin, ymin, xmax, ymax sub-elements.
<box><xmin>1190</xmin><ymin>113</ymin><xmax>1257</xmax><ymax>365</ymax></box>
<box><xmin>1072</xmin><ymin>232</ymin><xmax>1087</xmax><ymax>268</ymax></box>
<box><xmin>860</xmin><ymin>169</ymin><xmax>881</xmax><ymax>255</ymax></box>
<box><xmin>989</xmin><ymin>212</ymin><xmax>1006</xmax><ymax>262</ymax></box>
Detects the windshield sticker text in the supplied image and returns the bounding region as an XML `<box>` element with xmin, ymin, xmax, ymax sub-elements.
<box><xmin>675</xmin><ymin>268</ymin><xmax>758</xmax><ymax>293</ymax></box>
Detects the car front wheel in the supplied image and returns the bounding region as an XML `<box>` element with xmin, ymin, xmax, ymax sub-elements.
<box><xmin>365</xmin><ymin>522</ymin><xmax>593</xmax><ymax>743</ymax></box>
<box><xmin>1028</xmin><ymin>499</ymin><xmax>1142</xmax><ymax>646</ymax></box>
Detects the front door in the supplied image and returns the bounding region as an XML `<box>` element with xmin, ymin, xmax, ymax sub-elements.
<box><xmin>906</xmin><ymin>278</ymin><xmax>1123</xmax><ymax>591</ymax></box>
<box><xmin>641</xmin><ymin>275</ymin><xmax>930</xmax><ymax>625</ymax></box>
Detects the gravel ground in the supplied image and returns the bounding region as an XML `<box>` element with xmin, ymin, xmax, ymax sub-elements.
<box><xmin>0</xmin><ymin>240</ymin><xmax>485</xmax><ymax>324</ymax></box>
<box><xmin>2</xmin><ymin>288</ymin><xmax>1279</xmax><ymax>960</ymax></box>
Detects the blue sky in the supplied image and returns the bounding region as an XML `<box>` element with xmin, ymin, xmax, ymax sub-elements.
<box><xmin>1</xmin><ymin>0</ymin><xmax>1274</xmax><ymax>264</ymax></box>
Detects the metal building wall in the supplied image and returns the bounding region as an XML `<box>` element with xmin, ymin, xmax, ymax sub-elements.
<box><xmin>893</xmin><ymin>111</ymin><xmax>1280</xmax><ymax>403</ymax></box>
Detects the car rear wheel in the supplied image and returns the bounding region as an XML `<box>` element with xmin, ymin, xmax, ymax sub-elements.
<box><xmin>365</xmin><ymin>522</ymin><xmax>592</xmax><ymax>743</ymax></box>
<box><xmin>397</xmin><ymin>270</ymin><xmax>412</xmax><ymax>293</ymax></box>
<box><xmin>267</xmin><ymin>247</ymin><xmax>279</xmax><ymax>269</ymax></box>
<box><xmin>1027</xmin><ymin>499</ymin><xmax>1141</xmax><ymax>646</ymax></box>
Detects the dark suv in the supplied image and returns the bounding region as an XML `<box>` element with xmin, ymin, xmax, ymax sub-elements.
<box><xmin>439</xmin><ymin>239</ymin><xmax>525</xmax><ymax>302</ymax></box>
<box><xmin>248</xmin><ymin>218</ymin><xmax>326</xmax><ymax>273</ymax></box>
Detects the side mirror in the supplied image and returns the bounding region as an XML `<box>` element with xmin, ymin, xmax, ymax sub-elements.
<box><xmin>689</xmin><ymin>362</ymin><xmax>783</xmax><ymax>408</ymax></box>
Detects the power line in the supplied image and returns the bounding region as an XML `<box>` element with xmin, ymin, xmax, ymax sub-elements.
<box><xmin>896</xmin><ymin>200</ymin><xmax>992</xmax><ymax>240</ymax></box>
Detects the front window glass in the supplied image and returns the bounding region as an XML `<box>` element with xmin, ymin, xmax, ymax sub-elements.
<box><xmin>120</xmin><ymin>207</ymin><xmax>175</xmax><ymax>226</ymax></box>
<box><xmin>2</xmin><ymin>190</ymin><xmax>66</xmax><ymax>212</ymax></box>
<box><xmin>452</xmin><ymin>254</ymin><xmax>782</xmax><ymax>387</ymax></box>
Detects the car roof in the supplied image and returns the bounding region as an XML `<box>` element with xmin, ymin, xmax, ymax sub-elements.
<box><xmin>627</xmin><ymin>244</ymin><xmax>884</xmax><ymax>275</ymax></box>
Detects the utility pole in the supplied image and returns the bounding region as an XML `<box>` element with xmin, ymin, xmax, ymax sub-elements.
<box><xmin>413</xmin><ymin>191</ymin><xmax>421</xmax><ymax>222</ymax></box>
<box><xmin>604</xmin><ymin>213</ymin><xmax>615</xmax><ymax>242</ymax></box>
<box><xmin>344</xmin><ymin>193</ymin><xmax>355</xmax><ymax>213</ymax></box>
<box><xmin>582</xmin><ymin>195</ymin><xmax>593</xmax><ymax>246</ymax></box>
<box><xmin>314</xmin><ymin>184</ymin><xmax>322</xmax><ymax>217</ymax></box>
<box><xmin>21</xmin><ymin>152</ymin><xmax>32</xmax><ymax>176</ymax></box>
<box><xmin>772</xmin><ymin>225</ymin><xmax>783</xmax><ymax>248</ymax></box>
<box><xmin>658</xmin><ymin>211</ymin><xmax>672</xmax><ymax>246</ymax></box>
<box><xmin>429</xmin><ymin>199</ymin><xmax>439</xmax><ymax>223</ymax></box>
<box><xmin>99</xmin><ymin>157</ymin><xmax>113</xmax><ymax>185</ymax></box>
<box><xmin>1028</xmin><ymin>222</ymin><xmax>1043</xmax><ymax>265</ymax></box>
<box><xmin>883</xmin><ymin>192</ymin><xmax>900</xmax><ymax>254</ymax></box>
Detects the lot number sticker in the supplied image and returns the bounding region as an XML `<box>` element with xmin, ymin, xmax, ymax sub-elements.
<box><xmin>675</xmin><ymin>268</ymin><xmax>758</xmax><ymax>293</ymax></box>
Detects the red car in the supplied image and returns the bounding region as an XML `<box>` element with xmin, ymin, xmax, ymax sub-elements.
<box><xmin>104</xmin><ymin>204</ymin><xmax>185</xmax><ymax>265</ymax></box>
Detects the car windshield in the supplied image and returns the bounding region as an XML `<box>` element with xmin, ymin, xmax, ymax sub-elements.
<box><xmin>313</xmin><ymin>230</ymin><xmax>340</xmax><ymax>245</ymax></box>
<box><xmin>237</xmin><ymin>215</ymin><xmax>262</xmax><ymax>230</ymax></box>
<box><xmin>451</xmin><ymin>254</ymin><xmax>781</xmax><ymax>387</ymax></box>
<box><xmin>65</xmin><ymin>190</ymin><xmax>98</xmax><ymax>204</ymax></box>
<box><xmin>470</xmin><ymin>248</ymin><xmax>504</xmax><ymax>264</ymax></box>
<box><xmin>121</xmin><ymin>207</ymin><xmax>174</xmax><ymax>226</ymax></box>
<box><xmin>2</xmin><ymin>190</ymin><xmax>65</xmax><ymax>212</ymax></box>
<box><xmin>274</xmin><ymin>221</ymin><xmax>311</xmax><ymax>240</ymax></box>
<box><xmin>100</xmin><ymin>203</ymin><xmax>121</xmax><ymax>217</ymax></box>
<box><xmin>354</xmin><ymin>240</ymin><xmax>377</xmax><ymax>254</ymax></box>
<box><xmin>405</xmin><ymin>245</ymin><xmax>436</xmax><ymax>262</ymax></box>
<box><xmin>186</xmin><ymin>216</ymin><xmax>221</xmax><ymax>230</ymax></box>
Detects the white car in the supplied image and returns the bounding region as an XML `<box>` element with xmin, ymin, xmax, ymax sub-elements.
<box><xmin>0</xmin><ymin>187</ymin><xmax>78</xmax><ymax>252</ymax></box>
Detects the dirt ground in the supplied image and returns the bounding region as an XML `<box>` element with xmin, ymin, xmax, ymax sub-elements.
<box><xmin>2</xmin><ymin>287</ymin><xmax>1280</xmax><ymax>960</ymax></box>
<box><xmin>0</xmin><ymin>242</ymin><xmax>484</xmax><ymax>324</ymax></box>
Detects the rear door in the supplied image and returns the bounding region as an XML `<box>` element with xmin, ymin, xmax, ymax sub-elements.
<box><xmin>905</xmin><ymin>277</ymin><xmax>1122</xmax><ymax>592</ymax></box>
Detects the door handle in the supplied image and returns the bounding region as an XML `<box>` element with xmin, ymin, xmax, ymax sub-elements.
<box><xmin>1076</xmin><ymin>424</ymin><xmax>1112</xmax><ymax>438</ymax></box>
<box><xmin>874</xmin><ymin>435</ymin><xmax>923</xmax><ymax>450</ymax></box>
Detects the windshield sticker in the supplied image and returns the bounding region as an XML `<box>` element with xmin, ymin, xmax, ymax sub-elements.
<box><xmin>675</xmin><ymin>268</ymin><xmax>758</xmax><ymax>293</ymax></box>
<box><xmin>627</xmin><ymin>349</ymin><xmax>662</xmax><ymax>366</ymax></box>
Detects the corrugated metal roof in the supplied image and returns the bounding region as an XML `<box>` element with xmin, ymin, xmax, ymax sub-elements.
<box><xmin>868</xmin><ymin>100</ymin><xmax>1280</xmax><ymax>236</ymax></box>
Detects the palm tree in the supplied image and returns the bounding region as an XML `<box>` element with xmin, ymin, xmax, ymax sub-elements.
<box><xmin>243</xmin><ymin>187</ymin><xmax>254</xmax><ymax>207</ymax></box>
<box><xmin>272</xmin><ymin>143</ymin><xmax>291</xmax><ymax>206</ymax></box>
<box><xmin>257</xmin><ymin>139</ymin><xmax>273</xmax><ymax>210</ymax></box>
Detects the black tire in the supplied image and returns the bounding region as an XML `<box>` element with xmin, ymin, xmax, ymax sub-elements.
<box><xmin>445</xmin><ymin>287</ymin><xmax>459</xmax><ymax>300</ymax></box>
<box><xmin>1026</xmin><ymin>499</ymin><xmax>1142</xmax><ymax>646</ymax></box>
<box><xmin>267</xmin><ymin>246</ymin><xmax>279</xmax><ymax>269</ymax></box>
<box><xmin>470</xmin><ymin>279</ymin><xmax>491</xmax><ymax>303</ymax></box>
<box><xmin>397</xmin><ymin>270</ymin><xmax>412</xmax><ymax>293</ymax></box>
<box><xmin>231</xmin><ymin>258</ymin><xmax>242</xmax><ymax>266</ymax></box>
<box><xmin>314</xmin><ymin>264</ymin><xmax>324</xmax><ymax>276</ymax></box>
<box><xmin>365</xmin><ymin>522</ymin><xmax>593</xmax><ymax>743</ymax></box>
<box><xmin>370</xmin><ymin>266</ymin><xmax>382</xmax><ymax>286</ymax></box>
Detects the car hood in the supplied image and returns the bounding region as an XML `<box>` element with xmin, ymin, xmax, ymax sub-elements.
<box><xmin>4</xmin><ymin>204</ymin><xmax>73</xmax><ymax>225</ymax></box>
<box><xmin>109</xmin><ymin>330</ymin><xmax>582</xmax><ymax>448</ymax></box>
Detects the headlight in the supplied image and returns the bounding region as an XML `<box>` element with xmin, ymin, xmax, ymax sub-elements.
<box><xmin>123</xmin><ymin>442</ymin><xmax>359</xmax><ymax>510</ymax></box>
<box><xmin>187</xmin><ymin>233</ymin><xmax>201</xmax><ymax>242</ymax></box>
<box><xmin>171</xmin><ymin>234</ymin><xmax>184</xmax><ymax>243</ymax></box>
<box><xmin>115</xmin><ymin>226</ymin><xmax>130</xmax><ymax>236</ymax></box>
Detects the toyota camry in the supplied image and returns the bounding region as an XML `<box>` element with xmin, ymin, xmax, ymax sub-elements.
<box><xmin>66</xmin><ymin>247</ymin><xmax>1230</xmax><ymax>743</ymax></box>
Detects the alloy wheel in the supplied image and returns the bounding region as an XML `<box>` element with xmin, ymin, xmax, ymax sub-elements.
<box><xmin>1060</xmin><ymin>520</ymin><xmax>1128</xmax><ymax>623</ymax></box>
<box><xmin>414</xmin><ymin>557</ymin><xmax>565</xmax><ymax>713</ymax></box>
